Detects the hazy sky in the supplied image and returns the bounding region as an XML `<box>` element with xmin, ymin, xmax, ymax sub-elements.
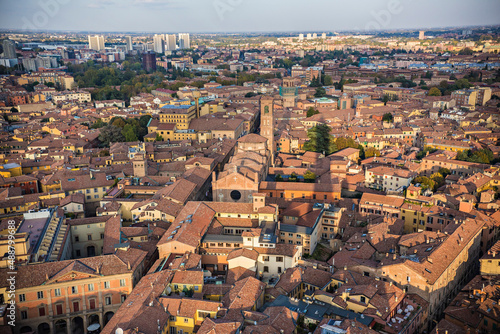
<box><xmin>1</xmin><ymin>0</ymin><xmax>499</xmax><ymax>33</ymax></box>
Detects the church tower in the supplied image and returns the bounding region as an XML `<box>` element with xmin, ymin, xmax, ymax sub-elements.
<box><xmin>280</xmin><ymin>77</ymin><xmax>298</xmax><ymax>108</ymax></box>
<box><xmin>260</xmin><ymin>96</ymin><xmax>275</xmax><ymax>166</ymax></box>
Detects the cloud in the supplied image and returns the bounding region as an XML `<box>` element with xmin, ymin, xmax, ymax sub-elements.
<box><xmin>132</xmin><ymin>0</ymin><xmax>184</xmax><ymax>8</ymax></box>
<box><xmin>87</xmin><ymin>0</ymin><xmax>116</xmax><ymax>8</ymax></box>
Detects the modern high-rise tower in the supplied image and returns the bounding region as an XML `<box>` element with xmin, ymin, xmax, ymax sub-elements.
<box><xmin>142</xmin><ymin>51</ymin><xmax>157</xmax><ymax>72</ymax></box>
<box><xmin>419</xmin><ymin>31</ymin><xmax>425</xmax><ymax>40</ymax></box>
<box><xmin>153</xmin><ymin>34</ymin><xmax>165</xmax><ymax>53</ymax></box>
<box><xmin>2</xmin><ymin>39</ymin><xmax>16</xmax><ymax>58</ymax></box>
<box><xmin>178</xmin><ymin>33</ymin><xmax>190</xmax><ymax>49</ymax></box>
<box><xmin>125</xmin><ymin>36</ymin><xmax>133</xmax><ymax>52</ymax></box>
<box><xmin>88</xmin><ymin>35</ymin><xmax>105</xmax><ymax>51</ymax></box>
<box><xmin>165</xmin><ymin>34</ymin><xmax>177</xmax><ymax>51</ymax></box>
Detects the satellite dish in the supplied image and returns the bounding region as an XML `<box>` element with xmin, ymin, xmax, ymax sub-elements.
<box><xmin>116</xmin><ymin>328</ymin><xmax>123</xmax><ymax>334</ymax></box>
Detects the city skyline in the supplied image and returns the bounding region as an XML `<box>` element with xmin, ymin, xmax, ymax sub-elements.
<box><xmin>1</xmin><ymin>1</ymin><xmax>500</xmax><ymax>334</ymax></box>
<box><xmin>1</xmin><ymin>0</ymin><xmax>500</xmax><ymax>33</ymax></box>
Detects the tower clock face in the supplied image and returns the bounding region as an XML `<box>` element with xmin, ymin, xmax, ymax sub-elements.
<box><xmin>264</xmin><ymin>105</ymin><xmax>269</xmax><ymax>113</ymax></box>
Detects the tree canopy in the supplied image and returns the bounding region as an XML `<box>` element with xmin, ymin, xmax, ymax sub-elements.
<box><xmin>97</xmin><ymin>115</ymin><xmax>151</xmax><ymax>147</ymax></box>
<box><xmin>382</xmin><ymin>113</ymin><xmax>394</xmax><ymax>123</ymax></box>
<box><xmin>306</xmin><ymin>107</ymin><xmax>320</xmax><ymax>117</ymax></box>
<box><xmin>412</xmin><ymin>176</ymin><xmax>436</xmax><ymax>192</ymax></box>
<box><xmin>456</xmin><ymin>149</ymin><xmax>494</xmax><ymax>164</ymax></box>
<box><xmin>364</xmin><ymin>147</ymin><xmax>380</xmax><ymax>158</ymax></box>
<box><xmin>303</xmin><ymin>124</ymin><xmax>335</xmax><ymax>155</ymax></box>
<box><xmin>314</xmin><ymin>87</ymin><xmax>326</xmax><ymax>98</ymax></box>
<box><xmin>428</xmin><ymin>87</ymin><xmax>442</xmax><ymax>96</ymax></box>
<box><xmin>303</xmin><ymin>170</ymin><xmax>316</xmax><ymax>183</ymax></box>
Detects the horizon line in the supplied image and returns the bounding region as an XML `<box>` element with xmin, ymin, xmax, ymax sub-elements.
<box><xmin>0</xmin><ymin>24</ymin><xmax>499</xmax><ymax>36</ymax></box>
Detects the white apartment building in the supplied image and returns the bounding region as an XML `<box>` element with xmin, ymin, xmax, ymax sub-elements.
<box><xmin>365</xmin><ymin>166</ymin><xmax>416</xmax><ymax>192</ymax></box>
<box><xmin>88</xmin><ymin>35</ymin><xmax>105</xmax><ymax>51</ymax></box>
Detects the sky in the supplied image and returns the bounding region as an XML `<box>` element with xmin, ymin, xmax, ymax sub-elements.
<box><xmin>0</xmin><ymin>0</ymin><xmax>499</xmax><ymax>33</ymax></box>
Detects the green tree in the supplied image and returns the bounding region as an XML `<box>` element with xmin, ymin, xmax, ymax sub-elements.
<box><xmin>412</xmin><ymin>176</ymin><xmax>436</xmax><ymax>192</ymax></box>
<box><xmin>310</xmin><ymin>76</ymin><xmax>322</xmax><ymax>87</ymax></box>
<box><xmin>382</xmin><ymin>113</ymin><xmax>394</xmax><ymax>123</ymax></box>
<box><xmin>122</xmin><ymin>124</ymin><xmax>138</xmax><ymax>142</ymax></box>
<box><xmin>333</xmin><ymin>137</ymin><xmax>359</xmax><ymax>151</ymax></box>
<box><xmin>303</xmin><ymin>124</ymin><xmax>335</xmax><ymax>155</ymax></box>
<box><xmin>458</xmin><ymin>47</ymin><xmax>473</xmax><ymax>55</ymax></box>
<box><xmin>323</xmin><ymin>75</ymin><xmax>334</xmax><ymax>86</ymax></box>
<box><xmin>306</xmin><ymin>107</ymin><xmax>320</xmax><ymax>117</ymax></box>
<box><xmin>111</xmin><ymin>117</ymin><xmax>126</xmax><ymax>128</ymax></box>
<box><xmin>456</xmin><ymin>149</ymin><xmax>493</xmax><ymax>164</ymax></box>
<box><xmin>245</xmin><ymin>92</ymin><xmax>257</xmax><ymax>98</ymax></box>
<box><xmin>303</xmin><ymin>170</ymin><xmax>316</xmax><ymax>183</ymax></box>
<box><xmin>155</xmin><ymin>133</ymin><xmax>163</xmax><ymax>142</ymax></box>
<box><xmin>91</xmin><ymin>119</ymin><xmax>106</xmax><ymax>129</ymax></box>
<box><xmin>454</xmin><ymin>78</ymin><xmax>472</xmax><ymax>90</ymax></box>
<box><xmin>430</xmin><ymin>172</ymin><xmax>445</xmax><ymax>190</ymax></box>
<box><xmin>438</xmin><ymin>168</ymin><xmax>451</xmax><ymax>177</ymax></box>
<box><xmin>382</xmin><ymin>95</ymin><xmax>390</xmax><ymax>105</ymax></box>
<box><xmin>428</xmin><ymin>87</ymin><xmax>442</xmax><ymax>96</ymax></box>
<box><xmin>314</xmin><ymin>87</ymin><xmax>326</xmax><ymax>98</ymax></box>
<box><xmin>365</xmin><ymin>147</ymin><xmax>380</xmax><ymax>158</ymax></box>
<box><xmin>416</xmin><ymin>147</ymin><xmax>438</xmax><ymax>160</ymax></box>
<box><xmin>139</xmin><ymin>115</ymin><xmax>152</xmax><ymax>128</ymax></box>
<box><xmin>98</xmin><ymin>125</ymin><xmax>125</xmax><ymax>147</ymax></box>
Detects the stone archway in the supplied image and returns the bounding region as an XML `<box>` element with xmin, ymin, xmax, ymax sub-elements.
<box><xmin>71</xmin><ymin>316</ymin><xmax>84</xmax><ymax>334</ymax></box>
<box><xmin>37</xmin><ymin>322</ymin><xmax>50</xmax><ymax>334</ymax></box>
<box><xmin>87</xmin><ymin>314</ymin><xmax>101</xmax><ymax>334</ymax></box>
<box><xmin>55</xmin><ymin>320</ymin><xmax>68</xmax><ymax>334</ymax></box>
<box><xmin>20</xmin><ymin>326</ymin><xmax>32</xmax><ymax>333</ymax></box>
<box><xmin>88</xmin><ymin>314</ymin><xmax>100</xmax><ymax>325</ymax></box>
<box><xmin>104</xmin><ymin>311</ymin><xmax>114</xmax><ymax>326</ymax></box>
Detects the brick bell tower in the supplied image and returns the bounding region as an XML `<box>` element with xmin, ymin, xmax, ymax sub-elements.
<box><xmin>260</xmin><ymin>96</ymin><xmax>275</xmax><ymax>167</ymax></box>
